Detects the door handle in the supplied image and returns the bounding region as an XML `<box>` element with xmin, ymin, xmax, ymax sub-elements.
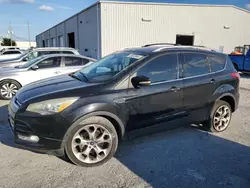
<box><xmin>170</xmin><ymin>86</ymin><xmax>180</xmax><ymax>92</ymax></box>
<box><xmin>210</xmin><ymin>79</ymin><xmax>215</xmax><ymax>84</ymax></box>
<box><xmin>54</xmin><ymin>71</ymin><xmax>61</xmax><ymax>74</ymax></box>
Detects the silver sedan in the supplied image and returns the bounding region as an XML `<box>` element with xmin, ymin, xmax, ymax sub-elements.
<box><xmin>0</xmin><ymin>54</ymin><xmax>96</xmax><ymax>100</ymax></box>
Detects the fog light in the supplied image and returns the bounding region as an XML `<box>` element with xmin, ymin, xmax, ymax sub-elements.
<box><xmin>18</xmin><ymin>134</ymin><xmax>39</xmax><ymax>143</ymax></box>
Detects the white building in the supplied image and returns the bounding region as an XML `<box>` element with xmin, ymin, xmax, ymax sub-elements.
<box><xmin>0</xmin><ymin>41</ymin><xmax>36</xmax><ymax>51</ymax></box>
<box><xmin>36</xmin><ymin>1</ymin><xmax>250</xmax><ymax>59</ymax></box>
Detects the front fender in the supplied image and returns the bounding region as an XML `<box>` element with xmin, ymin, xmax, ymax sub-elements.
<box><xmin>66</xmin><ymin>103</ymin><xmax>126</xmax><ymax>136</ymax></box>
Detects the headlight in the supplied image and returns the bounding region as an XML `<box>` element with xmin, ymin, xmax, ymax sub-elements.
<box><xmin>26</xmin><ymin>97</ymin><xmax>79</xmax><ymax>115</ymax></box>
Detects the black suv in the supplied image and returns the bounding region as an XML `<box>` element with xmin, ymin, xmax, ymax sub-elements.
<box><xmin>8</xmin><ymin>45</ymin><xmax>240</xmax><ymax>167</ymax></box>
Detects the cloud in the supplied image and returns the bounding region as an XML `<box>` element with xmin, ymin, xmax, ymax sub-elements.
<box><xmin>246</xmin><ymin>4</ymin><xmax>250</xmax><ymax>10</ymax></box>
<box><xmin>0</xmin><ymin>0</ymin><xmax>34</xmax><ymax>3</ymax></box>
<box><xmin>39</xmin><ymin>5</ymin><xmax>54</xmax><ymax>12</ymax></box>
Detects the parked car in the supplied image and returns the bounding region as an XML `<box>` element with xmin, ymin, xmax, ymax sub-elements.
<box><xmin>0</xmin><ymin>54</ymin><xmax>95</xmax><ymax>99</ymax></box>
<box><xmin>8</xmin><ymin>45</ymin><xmax>239</xmax><ymax>167</ymax></box>
<box><xmin>0</xmin><ymin>47</ymin><xmax>20</xmax><ymax>53</ymax></box>
<box><xmin>0</xmin><ymin>49</ymin><xmax>24</xmax><ymax>60</ymax></box>
<box><xmin>0</xmin><ymin>47</ymin><xmax>80</xmax><ymax>68</ymax></box>
<box><xmin>229</xmin><ymin>45</ymin><xmax>250</xmax><ymax>72</ymax></box>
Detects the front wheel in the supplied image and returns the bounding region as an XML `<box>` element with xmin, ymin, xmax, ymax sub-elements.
<box><xmin>204</xmin><ymin>100</ymin><xmax>232</xmax><ymax>132</ymax></box>
<box><xmin>65</xmin><ymin>116</ymin><xmax>118</xmax><ymax>167</ymax></box>
<box><xmin>0</xmin><ymin>80</ymin><xmax>21</xmax><ymax>100</ymax></box>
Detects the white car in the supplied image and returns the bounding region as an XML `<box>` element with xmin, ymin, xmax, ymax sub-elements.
<box><xmin>0</xmin><ymin>54</ymin><xmax>96</xmax><ymax>99</ymax></box>
<box><xmin>0</xmin><ymin>49</ymin><xmax>24</xmax><ymax>60</ymax></box>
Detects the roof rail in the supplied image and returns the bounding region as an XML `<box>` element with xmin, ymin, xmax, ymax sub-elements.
<box><xmin>142</xmin><ymin>43</ymin><xmax>180</xmax><ymax>47</ymax></box>
<box><xmin>153</xmin><ymin>45</ymin><xmax>219</xmax><ymax>52</ymax></box>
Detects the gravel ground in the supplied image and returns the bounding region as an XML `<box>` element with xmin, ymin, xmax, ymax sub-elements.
<box><xmin>0</xmin><ymin>76</ymin><xmax>250</xmax><ymax>188</ymax></box>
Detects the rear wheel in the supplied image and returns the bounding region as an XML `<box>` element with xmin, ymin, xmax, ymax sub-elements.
<box><xmin>65</xmin><ymin>116</ymin><xmax>118</xmax><ymax>167</ymax></box>
<box><xmin>205</xmin><ymin>100</ymin><xmax>232</xmax><ymax>132</ymax></box>
<box><xmin>0</xmin><ymin>80</ymin><xmax>21</xmax><ymax>100</ymax></box>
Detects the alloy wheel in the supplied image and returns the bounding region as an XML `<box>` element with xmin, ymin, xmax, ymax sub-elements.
<box><xmin>71</xmin><ymin>124</ymin><xmax>113</xmax><ymax>164</ymax></box>
<box><xmin>0</xmin><ymin>83</ymin><xmax>18</xmax><ymax>99</ymax></box>
<box><xmin>213</xmin><ymin>105</ymin><xmax>231</xmax><ymax>132</ymax></box>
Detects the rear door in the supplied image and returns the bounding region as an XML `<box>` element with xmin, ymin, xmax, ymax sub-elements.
<box><xmin>181</xmin><ymin>52</ymin><xmax>215</xmax><ymax>122</ymax></box>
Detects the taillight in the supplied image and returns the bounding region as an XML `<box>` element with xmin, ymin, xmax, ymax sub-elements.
<box><xmin>231</xmin><ymin>72</ymin><xmax>240</xmax><ymax>79</ymax></box>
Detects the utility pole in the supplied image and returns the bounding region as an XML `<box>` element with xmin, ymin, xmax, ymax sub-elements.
<box><xmin>27</xmin><ymin>21</ymin><xmax>31</xmax><ymax>47</ymax></box>
<box><xmin>7</xmin><ymin>22</ymin><xmax>14</xmax><ymax>46</ymax></box>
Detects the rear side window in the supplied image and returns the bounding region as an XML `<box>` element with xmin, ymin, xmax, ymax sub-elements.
<box><xmin>209</xmin><ymin>55</ymin><xmax>226</xmax><ymax>72</ymax></box>
<box><xmin>136</xmin><ymin>54</ymin><xmax>178</xmax><ymax>83</ymax></box>
<box><xmin>62</xmin><ymin>51</ymin><xmax>74</xmax><ymax>54</ymax></box>
<box><xmin>3</xmin><ymin>51</ymin><xmax>21</xmax><ymax>55</ymax></box>
<box><xmin>183</xmin><ymin>53</ymin><xmax>210</xmax><ymax>77</ymax></box>
<box><xmin>64</xmin><ymin>57</ymin><xmax>89</xmax><ymax>66</ymax></box>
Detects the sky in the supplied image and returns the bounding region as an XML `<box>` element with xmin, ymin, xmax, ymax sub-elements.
<box><xmin>0</xmin><ymin>0</ymin><xmax>249</xmax><ymax>41</ymax></box>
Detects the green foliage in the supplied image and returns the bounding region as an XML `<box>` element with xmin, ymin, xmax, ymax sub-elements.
<box><xmin>1</xmin><ymin>38</ymin><xmax>16</xmax><ymax>46</ymax></box>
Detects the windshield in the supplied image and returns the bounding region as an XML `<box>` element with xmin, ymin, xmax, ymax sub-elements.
<box><xmin>73</xmin><ymin>52</ymin><xmax>147</xmax><ymax>82</ymax></box>
<box><xmin>19</xmin><ymin>56</ymin><xmax>45</xmax><ymax>69</ymax></box>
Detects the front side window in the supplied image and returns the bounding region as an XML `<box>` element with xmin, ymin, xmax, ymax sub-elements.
<box><xmin>135</xmin><ymin>54</ymin><xmax>178</xmax><ymax>83</ymax></box>
<box><xmin>62</xmin><ymin>51</ymin><xmax>74</xmax><ymax>54</ymax></box>
<box><xmin>74</xmin><ymin>52</ymin><xmax>147</xmax><ymax>82</ymax></box>
<box><xmin>19</xmin><ymin>56</ymin><xmax>45</xmax><ymax>68</ymax></box>
<box><xmin>209</xmin><ymin>55</ymin><xmax>225</xmax><ymax>72</ymax></box>
<box><xmin>183</xmin><ymin>53</ymin><xmax>210</xmax><ymax>77</ymax></box>
<box><xmin>36</xmin><ymin>57</ymin><xmax>61</xmax><ymax>69</ymax></box>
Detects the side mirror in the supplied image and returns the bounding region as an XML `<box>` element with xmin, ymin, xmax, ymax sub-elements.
<box><xmin>30</xmin><ymin>65</ymin><xmax>39</xmax><ymax>71</ymax></box>
<box><xmin>131</xmin><ymin>75</ymin><xmax>151</xmax><ymax>88</ymax></box>
<box><xmin>23</xmin><ymin>57</ymin><xmax>28</xmax><ymax>61</ymax></box>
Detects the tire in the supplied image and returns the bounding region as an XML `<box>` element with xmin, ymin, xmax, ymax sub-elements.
<box><xmin>65</xmin><ymin>116</ymin><xmax>118</xmax><ymax>167</ymax></box>
<box><xmin>0</xmin><ymin>80</ymin><xmax>21</xmax><ymax>100</ymax></box>
<box><xmin>204</xmin><ymin>100</ymin><xmax>232</xmax><ymax>132</ymax></box>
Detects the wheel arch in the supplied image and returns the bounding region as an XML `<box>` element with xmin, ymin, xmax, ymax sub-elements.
<box><xmin>61</xmin><ymin>110</ymin><xmax>126</xmax><ymax>149</ymax></box>
<box><xmin>217</xmin><ymin>93</ymin><xmax>236</xmax><ymax>112</ymax></box>
<box><xmin>0</xmin><ymin>78</ymin><xmax>22</xmax><ymax>87</ymax></box>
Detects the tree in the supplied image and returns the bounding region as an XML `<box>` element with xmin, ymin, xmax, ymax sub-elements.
<box><xmin>1</xmin><ymin>38</ymin><xmax>16</xmax><ymax>46</ymax></box>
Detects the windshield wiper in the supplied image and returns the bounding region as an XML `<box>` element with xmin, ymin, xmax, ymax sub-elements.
<box><xmin>69</xmin><ymin>73</ymin><xmax>82</xmax><ymax>81</ymax></box>
<box><xmin>77</xmin><ymin>72</ymin><xmax>89</xmax><ymax>82</ymax></box>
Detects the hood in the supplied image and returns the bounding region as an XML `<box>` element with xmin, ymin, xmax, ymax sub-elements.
<box><xmin>16</xmin><ymin>74</ymin><xmax>100</xmax><ymax>104</ymax></box>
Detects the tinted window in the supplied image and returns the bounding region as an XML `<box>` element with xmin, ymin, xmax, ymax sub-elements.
<box><xmin>136</xmin><ymin>54</ymin><xmax>178</xmax><ymax>83</ymax></box>
<box><xmin>62</xmin><ymin>51</ymin><xmax>74</xmax><ymax>54</ymax></box>
<box><xmin>37</xmin><ymin>57</ymin><xmax>61</xmax><ymax>69</ymax></box>
<box><xmin>64</xmin><ymin>57</ymin><xmax>89</xmax><ymax>66</ymax></box>
<box><xmin>209</xmin><ymin>55</ymin><xmax>225</xmax><ymax>72</ymax></box>
<box><xmin>3</xmin><ymin>51</ymin><xmax>21</xmax><ymax>55</ymax></box>
<box><xmin>183</xmin><ymin>53</ymin><xmax>210</xmax><ymax>77</ymax></box>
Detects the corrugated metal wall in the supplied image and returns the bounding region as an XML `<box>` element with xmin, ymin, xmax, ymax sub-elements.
<box><xmin>78</xmin><ymin>5</ymin><xmax>99</xmax><ymax>58</ymax></box>
<box><xmin>101</xmin><ymin>2</ymin><xmax>250</xmax><ymax>56</ymax></box>
<box><xmin>36</xmin><ymin>4</ymin><xmax>100</xmax><ymax>59</ymax></box>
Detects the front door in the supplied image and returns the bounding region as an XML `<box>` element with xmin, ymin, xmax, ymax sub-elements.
<box><xmin>21</xmin><ymin>56</ymin><xmax>62</xmax><ymax>85</ymax></box>
<box><xmin>180</xmin><ymin>52</ymin><xmax>215</xmax><ymax>123</ymax></box>
<box><xmin>124</xmin><ymin>53</ymin><xmax>184</xmax><ymax>131</ymax></box>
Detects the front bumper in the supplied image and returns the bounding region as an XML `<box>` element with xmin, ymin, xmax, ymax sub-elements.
<box><xmin>8</xmin><ymin>98</ymin><xmax>70</xmax><ymax>156</ymax></box>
